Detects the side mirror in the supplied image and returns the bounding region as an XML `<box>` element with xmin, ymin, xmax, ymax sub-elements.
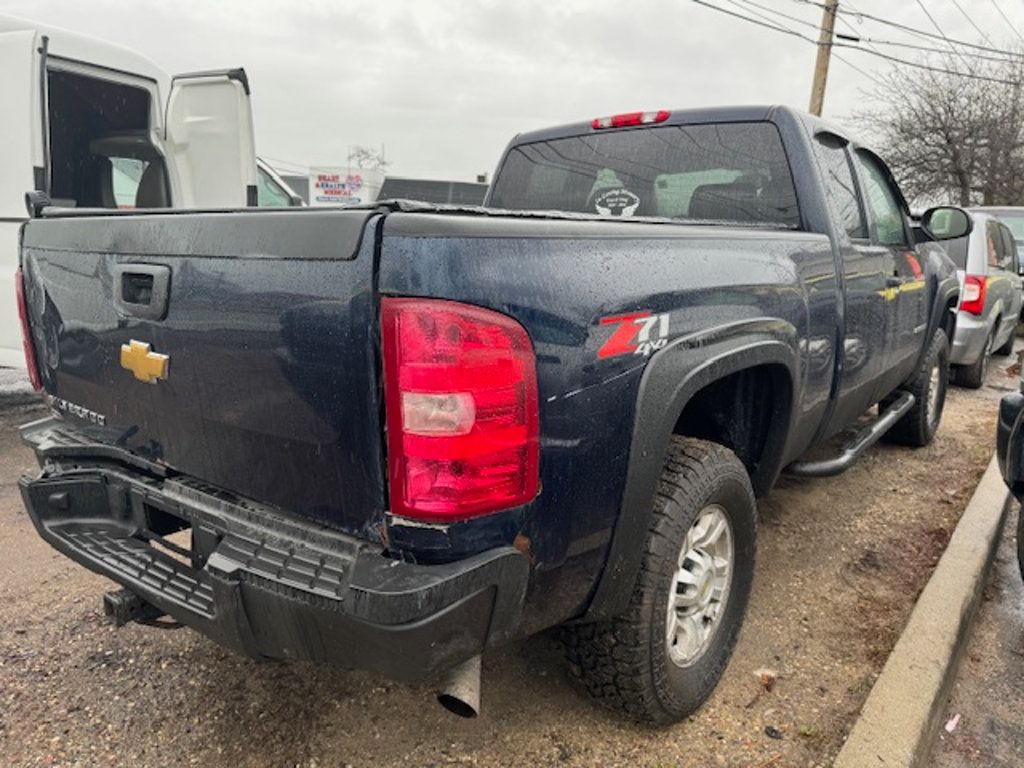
<box><xmin>920</xmin><ymin>206</ymin><xmax>973</xmax><ymax>241</ymax></box>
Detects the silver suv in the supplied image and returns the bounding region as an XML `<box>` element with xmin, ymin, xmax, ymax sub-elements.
<box><xmin>945</xmin><ymin>211</ymin><xmax>1022</xmax><ymax>388</ymax></box>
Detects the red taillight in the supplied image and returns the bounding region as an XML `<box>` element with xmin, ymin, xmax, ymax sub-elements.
<box><xmin>592</xmin><ymin>110</ymin><xmax>670</xmax><ymax>130</ymax></box>
<box><xmin>14</xmin><ymin>268</ymin><xmax>42</xmax><ymax>391</ymax></box>
<box><xmin>381</xmin><ymin>298</ymin><xmax>539</xmax><ymax>521</ymax></box>
<box><xmin>961</xmin><ymin>274</ymin><xmax>987</xmax><ymax>316</ymax></box>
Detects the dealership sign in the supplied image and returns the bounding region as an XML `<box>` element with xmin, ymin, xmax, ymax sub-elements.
<box><xmin>308</xmin><ymin>167</ymin><xmax>384</xmax><ymax>207</ymax></box>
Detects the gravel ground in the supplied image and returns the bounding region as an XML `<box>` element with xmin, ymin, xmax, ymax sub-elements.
<box><xmin>931</xmin><ymin>501</ymin><xmax>1024</xmax><ymax>766</ymax></box>
<box><xmin>0</xmin><ymin>350</ymin><xmax>1015</xmax><ymax>768</ymax></box>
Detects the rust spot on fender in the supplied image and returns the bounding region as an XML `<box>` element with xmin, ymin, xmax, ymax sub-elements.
<box><xmin>513</xmin><ymin>532</ymin><xmax>535</xmax><ymax>565</ymax></box>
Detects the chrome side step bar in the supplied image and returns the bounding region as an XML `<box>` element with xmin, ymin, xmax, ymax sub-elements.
<box><xmin>785</xmin><ymin>391</ymin><xmax>916</xmax><ymax>479</ymax></box>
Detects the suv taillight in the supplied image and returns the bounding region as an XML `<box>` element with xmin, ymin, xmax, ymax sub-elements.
<box><xmin>381</xmin><ymin>297</ymin><xmax>539</xmax><ymax>521</ymax></box>
<box><xmin>15</xmin><ymin>268</ymin><xmax>42</xmax><ymax>391</ymax></box>
<box><xmin>961</xmin><ymin>274</ymin><xmax>987</xmax><ymax>316</ymax></box>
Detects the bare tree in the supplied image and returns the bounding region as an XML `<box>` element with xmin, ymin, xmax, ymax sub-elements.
<box><xmin>855</xmin><ymin>54</ymin><xmax>1024</xmax><ymax>206</ymax></box>
<box><xmin>348</xmin><ymin>145</ymin><xmax>391</xmax><ymax>172</ymax></box>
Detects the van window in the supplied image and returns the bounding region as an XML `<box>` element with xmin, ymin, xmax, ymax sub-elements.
<box><xmin>987</xmin><ymin>221</ymin><xmax>1014</xmax><ymax>271</ymax></box>
<box><xmin>257</xmin><ymin>166</ymin><xmax>293</xmax><ymax>207</ymax></box>
<box><xmin>489</xmin><ymin>121</ymin><xmax>800</xmax><ymax>228</ymax></box>
<box><xmin>47</xmin><ymin>70</ymin><xmax>163</xmax><ymax>208</ymax></box>
<box><xmin>999</xmin><ymin>224</ymin><xmax>1018</xmax><ymax>272</ymax></box>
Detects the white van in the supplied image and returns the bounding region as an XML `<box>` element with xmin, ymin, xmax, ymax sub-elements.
<box><xmin>0</xmin><ymin>15</ymin><xmax>298</xmax><ymax>369</ymax></box>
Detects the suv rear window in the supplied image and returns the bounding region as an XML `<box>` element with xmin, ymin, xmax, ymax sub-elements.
<box><xmin>489</xmin><ymin>121</ymin><xmax>800</xmax><ymax>228</ymax></box>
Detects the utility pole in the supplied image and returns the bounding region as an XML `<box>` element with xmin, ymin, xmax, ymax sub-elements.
<box><xmin>809</xmin><ymin>0</ymin><xmax>839</xmax><ymax>116</ymax></box>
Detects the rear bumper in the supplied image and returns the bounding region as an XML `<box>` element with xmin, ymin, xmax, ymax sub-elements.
<box><xmin>997</xmin><ymin>390</ymin><xmax>1024</xmax><ymax>501</ymax></box>
<box><xmin>19</xmin><ymin>419</ymin><xmax>528</xmax><ymax>683</ymax></box>
<box><xmin>950</xmin><ymin>311</ymin><xmax>990</xmax><ymax>365</ymax></box>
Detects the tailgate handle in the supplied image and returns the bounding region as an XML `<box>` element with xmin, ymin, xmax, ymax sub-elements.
<box><xmin>114</xmin><ymin>264</ymin><xmax>171</xmax><ymax>321</ymax></box>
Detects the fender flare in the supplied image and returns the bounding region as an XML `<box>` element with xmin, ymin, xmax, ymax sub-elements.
<box><xmin>582</xmin><ymin>322</ymin><xmax>799</xmax><ymax>621</ymax></box>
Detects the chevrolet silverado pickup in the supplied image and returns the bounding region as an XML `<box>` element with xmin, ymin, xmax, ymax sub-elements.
<box><xmin>16</xmin><ymin>105</ymin><xmax>967</xmax><ymax>724</ymax></box>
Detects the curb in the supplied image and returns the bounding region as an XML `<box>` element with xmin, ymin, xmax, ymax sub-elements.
<box><xmin>833</xmin><ymin>455</ymin><xmax>1011</xmax><ymax>768</ymax></box>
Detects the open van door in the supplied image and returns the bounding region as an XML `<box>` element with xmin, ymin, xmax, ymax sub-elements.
<box><xmin>0</xmin><ymin>29</ymin><xmax>46</xmax><ymax>213</ymax></box>
<box><xmin>164</xmin><ymin>68</ymin><xmax>257</xmax><ymax>208</ymax></box>
<box><xmin>0</xmin><ymin>28</ymin><xmax>45</xmax><ymax>369</ymax></box>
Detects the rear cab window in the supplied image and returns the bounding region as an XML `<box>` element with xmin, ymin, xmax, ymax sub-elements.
<box><xmin>489</xmin><ymin>121</ymin><xmax>800</xmax><ymax>228</ymax></box>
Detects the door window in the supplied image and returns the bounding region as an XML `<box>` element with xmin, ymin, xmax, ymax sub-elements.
<box><xmin>257</xmin><ymin>165</ymin><xmax>292</xmax><ymax>207</ymax></box>
<box><xmin>988</xmin><ymin>221</ymin><xmax>1014</xmax><ymax>271</ymax></box>
<box><xmin>999</xmin><ymin>223</ymin><xmax>1018</xmax><ymax>272</ymax></box>
<box><xmin>855</xmin><ymin>151</ymin><xmax>908</xmax><ymax>246</ymax></box>
<box><xmin>812</xmin><ymin>133</ymin><xmax>866</xmax><ymax>240</ymax></box>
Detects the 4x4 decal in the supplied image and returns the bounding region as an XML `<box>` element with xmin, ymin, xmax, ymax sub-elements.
<box><xmin>598</xmin><ymin>311</ymin><xmax>670</xmax><ymax>358</ymax></box>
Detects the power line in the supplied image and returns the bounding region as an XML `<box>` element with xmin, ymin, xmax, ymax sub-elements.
<box><xmin>990</xmin><ymin>0</ymin><xmax>1024</xmax><ymax>45</ymax></box>
<box><xmin>727</xmin><ymin>0</ymin><xmax>887</xmax><ymax>87</ymax></box>
<box><xmin>950</xmin><ymin>0</ymin><xmax>996</xmax><ymax>47</ymax></box>
<box><xmin>915</xmin><ymin>0</ymin><xmax>976</xmax><ymax>73</ymax></box>
<box><xmin>832</xmin><ymin>42</ymin><xmax>1019</xmax><ymax>84</ymax></box>
<box><xmin>832</xmin><ymin>51</ymin><xmax>887</xmax><ymax>87</ymax></box>
<box><xmin>692</xmin><ymin>0</ymin><xmax>1022</xmax><ymax>84</ymax></box>
<box><xmin>791</xmin><ymin>0</ymin><xmax>1024</xmax><ymax>59</ymax></box>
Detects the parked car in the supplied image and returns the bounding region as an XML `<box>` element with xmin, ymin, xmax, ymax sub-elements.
<box><xmin>16</xmin><ymin>105</ymin><xmax>965</xmax><ymax>724</ymax></box>
<box><xmin>938</xmin><ymin>211</ymin><xmax>1022</xmax><ymax>387</ymax></box>
<box><xmin>0</xmin><ymin>15</ymin><xmax>297</xmax><ymax>371</ymax></box>
<box><xmin>973</xmin><ymin>206</ymin><xmax>1024</xmax><ymax>314</ymax></box>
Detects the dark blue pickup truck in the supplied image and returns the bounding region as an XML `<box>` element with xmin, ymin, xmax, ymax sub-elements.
<box><xmin>16</xmin><ymin>105</ymin><xmax>968</xmax><ymax>724</ymax></box>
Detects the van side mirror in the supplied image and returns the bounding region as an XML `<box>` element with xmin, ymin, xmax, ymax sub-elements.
<box><xmin>920</xmin><ymin>206</ymin><xmax>972</xmax><ymax>241</ymax></box>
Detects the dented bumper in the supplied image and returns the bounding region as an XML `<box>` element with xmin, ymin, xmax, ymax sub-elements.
<box><xmin>18</xmin><ymin>417</ymin><xmax>529</xmax><ymax>682</ymax></box>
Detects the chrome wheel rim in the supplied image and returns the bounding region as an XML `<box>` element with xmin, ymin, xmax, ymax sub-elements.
<box><xmin>666</xmin><ymin>505</ymin><xmax>734</xmax><ymax>667</ymax></box>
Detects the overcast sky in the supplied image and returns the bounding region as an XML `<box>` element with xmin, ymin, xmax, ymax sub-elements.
<box><xmin>6</xmin><ymin>0</ymin><xmax>1024</xmax><ymax>181</ymax></box>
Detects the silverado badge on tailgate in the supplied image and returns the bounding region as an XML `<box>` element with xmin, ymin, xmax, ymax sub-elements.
<box><xmin>120</xmin><ymin>340</ymin><xmax>169</xmax><ymax>384</ymax></box>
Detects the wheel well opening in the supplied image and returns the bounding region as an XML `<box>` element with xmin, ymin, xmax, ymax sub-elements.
<box><xmin>941</xmin><ymin>296</ymin><xmax>957</xmax><ymax>343</ymax></box>
<box><xmin>671</xmin><ymin>365</ymin><xmax>791</xmax><ymax>494</ymax></box>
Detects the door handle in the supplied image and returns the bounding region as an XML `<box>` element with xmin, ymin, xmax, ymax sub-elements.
<box><xmin>885</xmin><ymin>276</ymin><xmax>902</xmax><ymax>288</ymax></box>
<box><xmin>113</xmin><ymin>264</ymin><xmax>171</xmax><ymax>321</ymax></box>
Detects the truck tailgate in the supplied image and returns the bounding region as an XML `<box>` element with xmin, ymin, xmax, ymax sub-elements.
<box><xmin>20</xmin><ymin>209</ymin><xmax>386</xmax><ymax>536</ymax></box>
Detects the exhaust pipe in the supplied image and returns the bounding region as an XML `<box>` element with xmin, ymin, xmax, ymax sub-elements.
<box><xmin>436</xmin><ymin>654</ymin><xmax>481</xmax><ymax>718</ymax></box>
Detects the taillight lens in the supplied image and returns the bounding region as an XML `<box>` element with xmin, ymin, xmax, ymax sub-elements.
<box><xmin>592</xmin><ymin>110</ymin><xmax>670</xmax><ymax>129</ymax></box>
<box><xmin>381</xmin><ymin>298</ymin><xmax>539</xmax><ymax>521</ymax></box>
<box><xmin>961</xmin><ymin>274</ymin><xmax>987</xmax><ymax>316</ymax></box>
<box><xmin>14</xmin><ymin>268</ymin><xmax>42</xmax><ymax>391</ymax></box>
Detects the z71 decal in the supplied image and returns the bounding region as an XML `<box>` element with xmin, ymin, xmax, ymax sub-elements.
<box><xmin>598</xmin><ymin>311</ymin><xmax>670</xmax><ymax>359</ymax></box>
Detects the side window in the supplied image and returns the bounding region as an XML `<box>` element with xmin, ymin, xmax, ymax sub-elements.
<box><xmin>110</xmin><ymin>157</ymin><xmax>147</xmax><ymax>208</ymax></box>
<box><xmin>986</xmin><ymin>221</ymin><xmax>1001</xmax><ymax>269</ymax></box>
<box><xmin>1000</xmin><ymin>224</ymin><xmax>1018</xmax><ymax>272</ymax></box>
<box><xmin>257</xmin><ymin>166</ymin><xmax>292</xmax><ymax>207</ymax></box>
<box><xmin>104</xmin><ymin>156</ymin><xmax>168</xmax><ymax>209</ymax></box>
<box><xmin>854</xmin><ymin>151</ymin><xmax>908</xmax><ymax>246</ymax></box>
<box><xmin>813</xmin><ymin>133</ymin><xmax>866</xmax><ymax>240</ymax></box>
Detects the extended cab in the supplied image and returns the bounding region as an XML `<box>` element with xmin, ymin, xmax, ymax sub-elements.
<box><xmin>16</xmin><ymin>105</ymin><xmax>966</xmax><ymax>724</ymax></box>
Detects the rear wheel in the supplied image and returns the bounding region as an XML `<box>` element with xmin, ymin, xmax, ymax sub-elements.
<box><xmin>883</xmin><ymin>328</ymin><xmax>949</xmax><ymax>446</ymax></box>
<box><xmin>956</xmin><ymin>328</ymin><xmax>993</xmax><ymax>390</ymax></box>
<box><xmin>995</xmin><ymin>322</ymin><xmax>1015</xmax><ymax>357</ymax></box>
<box><xmin>563</xmin><ymin>437</ymin><xmax>756</xmax><ymax>725</ymax></box>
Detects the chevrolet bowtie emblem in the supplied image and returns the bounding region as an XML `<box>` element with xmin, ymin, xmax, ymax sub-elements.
<box><xmin>120</xmin><ymin>340</ymin><xmax>169</xmax><ymax>384</ymax></box>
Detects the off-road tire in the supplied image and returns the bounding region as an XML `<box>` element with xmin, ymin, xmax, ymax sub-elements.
<box><xmin>883</xmin><ymin>328</ymin><xmax>949</xmax><ymax>446</ymax></box>
<box><xmin>562</xmin><ymin>437</ymin><xmax>756</xmax><ymax>725</ymax></box>
<box><xmin>956</xmin><ymin>328</ymin><xmax>992</xmax><ymax>390</ymax></box>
